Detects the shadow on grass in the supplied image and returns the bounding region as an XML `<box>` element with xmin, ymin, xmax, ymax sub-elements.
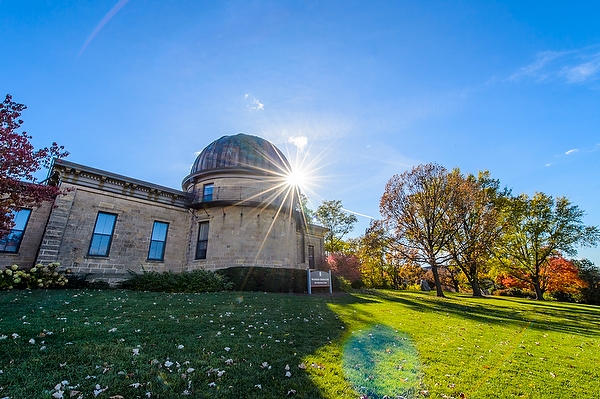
<box><xmin>0</xmin><ymin>290</ymin><xmax>375</xmax><ymax>399</ymax></box>
<box><xmin>364</xmin><ymin>290</ymin><xmax>600</xmax><ymax>338</ymax></box>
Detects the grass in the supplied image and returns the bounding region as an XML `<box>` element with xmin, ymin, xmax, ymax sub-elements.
<box><xmin>0</xmin><ymin>289</ymin><xmax>599</xmax><ymax>399</ymax></box>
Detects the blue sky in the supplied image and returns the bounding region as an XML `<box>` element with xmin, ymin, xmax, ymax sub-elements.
<box><xmin>3</xmin><ymin>1</ymin><xmax>599</xmax><ymax>264</ymax></box>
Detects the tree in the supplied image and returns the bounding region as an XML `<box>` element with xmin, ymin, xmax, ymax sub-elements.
<box><xmin>576</xmin><ymin>259</ymin><xmax>600</xmax><ymax>305</ymax></box>
<box><xmin>494</xmin><ymin>192</ymin><xmax>599</xmax><ymax>300</ymax></box>
<box><xmin>327</xmin><ymin>253</ymin><xmax>361</xmax><ymax>283</ymax></box>
<box><xmin>315</xmin><ymin>199</ymin><xmax>358</xmax><ymax>254</ymax></box>
<box><xmin>0</xmin><ymin>94</ymin><xmax>68</xmax><ymax>233</ymax></box>
<box><xmin>298</xmin><ymin>193</ymin><xmax>315</xmax><ymax>222</ymax></box>
<box><xmin>380</xmin><ymin>163</ymin><xmax>461</xmax><ymax>297</ymax></box>
<box><xmin>445</xmin><ymin>170</ymin><xmax>504</xmax><ymax>297</ymax></box>
<box><xmin>496</xmin><ymin>255</ymin><xmax>588</xmax><ymax>301</ymax></box>
<box><xmin>357</xmin><ymin>220</ymin><xmax>389</xmax><ymax>287</ymax></box>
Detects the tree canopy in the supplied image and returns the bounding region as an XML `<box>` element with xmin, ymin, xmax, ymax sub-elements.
<box><xmin>0</xmin><ymin>94</ymin><xmax>68</xmax><ymax>233</ymax></box>
<box><xmin>380</xmin><ymin>163</ymin><xmax>461</xmax><ymax>297</ymax></box>
<box><xmin>494</xmin><ymin>192</ymin><xmax>599</xmax><ymax>299</ymax></box>
<box><xmin>315</xmin><ymin>199</ymin><xmax>358</xmax><ymax>254</ymax></box>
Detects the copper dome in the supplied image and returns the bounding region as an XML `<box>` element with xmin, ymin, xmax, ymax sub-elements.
<box><xmin>190</xmin><ymin>133</ymin><xmax>290</xmax><ymax>176</ymax></box>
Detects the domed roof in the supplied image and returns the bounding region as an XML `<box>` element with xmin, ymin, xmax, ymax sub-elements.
<box><xmin>190</xmin><ymin>133</ymin><xmax>291</xmax><ymax>175</ymax></box>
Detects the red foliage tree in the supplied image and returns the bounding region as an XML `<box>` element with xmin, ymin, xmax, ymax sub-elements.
<box><xmin>497</xmin><ymin>255</ymin><xmax>587</xmax><ymax>296</ymax></box>
<box><xmin>327</xmin><ymin>253</ymin><xmax>361</xmax><ymax>283</ymax></box>
<box><xmin>544</xmin><ymin>256</ymin><xmax>587</xmax><ymax>294</ymax></box>
<box><xmin>1</xmin><ymin>94</ymin><xmax>68</xmax><ymax>234</ymax></box>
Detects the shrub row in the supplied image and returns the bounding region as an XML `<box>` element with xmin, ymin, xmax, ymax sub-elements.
<box><xmin>120</xmin><ymin>269</ymin><xmax>233</xmax><ymax>292</ymax></box>
<box><xmin>217</xmin><ymin>266</ymin><xmax>311</xmax><ymax>293</ymax></box>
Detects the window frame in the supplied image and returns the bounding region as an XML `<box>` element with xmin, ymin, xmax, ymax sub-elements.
<box><xmin>0</xmin><ymin>208</ymin><xmax>32</xmax><ymax>254</ymax></box>
<box><xmin>202</xmin><ymin>183</ymin><xmax>214</xmax><ymax>202</ymax></box>
<box><xmin>147</xmin><ymin>221</ymin><xmax>169</xmax><ymax>261</ymax></box>
<box><xmin>87</xmin><ymin>212</ymin><xmax>117</xmax><ymax>257</ymax></box>
<box><xmin>195</xmin><ymin>221</ymin><xmax>209</xmax><ymax>259</ymax></box>
<box><xmin>308</xmin><ymin>245</ymin><xmax>315</xmax><ymax>269</ymax></box>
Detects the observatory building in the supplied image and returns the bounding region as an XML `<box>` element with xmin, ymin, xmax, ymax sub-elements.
<box><xmin>0</xmin><ymin>134</ymin><xmax>326</xmax><ymax>283</ymax></box>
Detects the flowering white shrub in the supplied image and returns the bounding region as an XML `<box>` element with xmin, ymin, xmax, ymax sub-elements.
<box><xmin>0</xmin><ymin>262</ymin><xmax>69</xmax><ymax>290</ymax></box>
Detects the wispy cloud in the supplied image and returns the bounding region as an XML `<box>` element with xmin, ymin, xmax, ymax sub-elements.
<box><xmin>244</xmin><ymin>94</ymin><xmax>264</xmax><ymax>111</ymax></box>
<box><xmin>565</xmin><ymin>148</ymin><xmax>579</xmax><ymax>155</ymax></box>
<box><xmin>288</xmin><ymin>136</ymin><xmax>308</xmax><ymax>151</ymax></box>
<box><xmin>510</xmin><ymin>45</ymin><xmax>600</xmax><ymax>84</ymax></box>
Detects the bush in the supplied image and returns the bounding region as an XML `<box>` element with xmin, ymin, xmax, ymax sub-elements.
<box><xmin>218</xmin><ymin>267</ymin><xmax>309</xmax><ymax>293</ymax></box>
<box><xmin>493</xmin><ymin>287</ymin><xmax>535</xmax><ymax>299</ymax></box>
<box><xmin>65</xmin><ymin>274</ymin><xmax>111</xmax><ymax>289</ymax></box>
<box><xmin>120</xmin><ymin>269</ymin><xmax>232</xmax><ymax>293</ymax></box>
<box><xmin>0</xmin><ymin>263</ymin><xmax>69</xmax><ymax>290</ymax></box>
<box><xmin>350</xmin><ymin>279</ymin><xmax>364</xmax><ymax>289</ymax></box>
<box><xmin>333</xmin><ymin>276</ymin><xmax>352</xmax><ymax>292</ymax></box>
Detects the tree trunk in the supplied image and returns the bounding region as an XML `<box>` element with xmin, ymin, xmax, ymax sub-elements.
<box><xmin>532</xmin><ymin>273</ymin><xmax>545</xmax><ymax>300</ymax></box>
<box><xmin>533</xmin><ymin>282</ymin><xmax>544</xmax><ymax>300</ymax></box>
<box><xmin>430</xmin><ymin>264</ymin><xmax>445</xmax><ymax>297</ymax></box>
<box><xmin>470</xmin><ymin>279</ymin><xmax>482</xmax><ymax>297</ymax></box>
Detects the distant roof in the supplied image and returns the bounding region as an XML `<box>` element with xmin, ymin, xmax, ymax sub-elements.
<box><xmin>190</xmin><ymin>133</ymin><xmax>291</xmax><ymax>176</ymax></box>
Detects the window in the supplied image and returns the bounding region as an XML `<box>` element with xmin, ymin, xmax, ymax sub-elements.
<box><xmin>88</xmin><ymin>212</ymin><xmax>117</xmax><ymax>257</ymax></box>
<box><xmin>308</xmin><ymin>245</ymin><xmax>315</xmax><ymax>269</ymax></box>
<box><xmin>196</xmin><ymin>221</ymin><xmax>209</xmax><ymax>259</ymax></box>
<box><xmin>202</xmin><ymin>183</ymin><xmax>214</xmax><ymax>202</ymax></box>
<box><xmin>148</xmin><ymin>221</ymin><xmax>169</xmax><ymax>261</ymax></box>
<box><xmin>0</xmin><ymin>209</ymin><xmax>32</xmax><ymax>253</ymax></box>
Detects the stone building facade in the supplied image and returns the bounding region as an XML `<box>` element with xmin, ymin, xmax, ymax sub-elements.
<box><xmin>0</xmin><ymin>134</ymin><xmax>327</xmax><ymax>283</ymax></box>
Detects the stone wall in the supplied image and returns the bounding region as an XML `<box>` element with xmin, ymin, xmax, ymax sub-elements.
<box><xmin>36</xmin><ymin>183</ymin><xmax>192</xmax><ymax>283</ymax></box>
<box><xmin>0</xmin><ymin>202</ymin><xmax>52</xmax><ymax>269</ymax></box>
<box><xmin>189</xmin><ymin>202</ymin><xmax>300</xmax><ymax>270</ymax></box>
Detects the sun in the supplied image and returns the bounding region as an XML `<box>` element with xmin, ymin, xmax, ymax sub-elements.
<box><xmin>285</xmin><ymin>169</ymin><xmax>306</xmax><ymax>188</ymax></box>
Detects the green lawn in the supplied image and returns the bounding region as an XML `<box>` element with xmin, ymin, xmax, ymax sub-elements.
<box><xmin>0</xmin><ymin>289</ymin><xmax>599</xmax><ymax>399</ymax></box>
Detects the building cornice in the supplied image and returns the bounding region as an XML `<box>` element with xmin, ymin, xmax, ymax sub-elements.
<box><xmin>53</xmin><ymin>159</ymin><xmax>190</xmax><ymax>208</ymax></box>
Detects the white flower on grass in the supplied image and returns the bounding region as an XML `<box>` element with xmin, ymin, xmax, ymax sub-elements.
<box><xmin>93</xmin><ymin>384</ymin><xmax>107</xmax><ymax>397</ymax></box>
<box><xmin>177</xmin><ymin>344</ymin><xmax>184</xmax><ymax>349</ymax></box>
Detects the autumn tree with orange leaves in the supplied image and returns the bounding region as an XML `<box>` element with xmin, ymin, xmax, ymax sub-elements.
<box><xmin>497</xmin><ymin>255</ymin><xmax>587</xmax><ymax>299</ymax></box>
